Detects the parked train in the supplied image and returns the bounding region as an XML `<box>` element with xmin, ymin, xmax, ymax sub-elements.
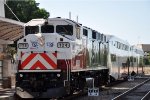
<box><xmin>16</xmin><ymin>17</ymin><xmax>144</xmax><ymax>98</ymax></box>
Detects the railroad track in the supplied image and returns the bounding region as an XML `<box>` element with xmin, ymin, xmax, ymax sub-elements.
<box><xmin>60</xmin><ymin>80</ymin><xmax>126</xmax><ymax>100</ymax></box>
<box><xmin>60</xmin><ymin>90</ymin><xmax>87</xmax><ymax>100</ymax></box>
<box><xmin>112</xmin><ymin>78</ymin><xmax>150</xmax><ymax>100</ymax></box>
<box><xmin>57</xmin><ymin>77</ymin><xmax>149</xmax><ymax>100</ymax></box>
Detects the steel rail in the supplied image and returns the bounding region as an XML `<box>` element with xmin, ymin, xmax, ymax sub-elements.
<box><xmin>141</xmin><ymin>90</ymin><xmax>150</xmax><ymax>100</ymax></box>
<box><xmin>112</xmin><ymin>78</ymin><xmax>150</xmax><ymax>100</ymax></box>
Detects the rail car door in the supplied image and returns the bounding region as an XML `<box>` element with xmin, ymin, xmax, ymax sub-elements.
<box><xmin>117</xmin><ymin>56</ymin><xmax>120</xmax><ymax>79</ymax></box>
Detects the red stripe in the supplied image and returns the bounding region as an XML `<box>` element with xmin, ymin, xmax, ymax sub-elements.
<box><xmin>18</xmin><ymin>60</ymin><xmax>22</xmax><ymax>70</ymax></box>
<box><xmin>30</xmin><ymin>60</ymin><xmax>47</xmax><ymax>70</ymax></box>
<box><xmin>21</xmin><ymin>53</ymin><xmax>37</xmax><ymax>69</ymax></box>
<box><xmin>40</xmin><ymin>53</ymin><xmax>57</xmax><ymax>69</ymax></box>
<box><xmin>52</xmin><ymin>53</ymin><xmax>57</xmax><ymax>57</ymax></box>
<box><xmin>21</xmin><ymin>52</ymin><xmax>24</xmax><ymax>57</ymax></box>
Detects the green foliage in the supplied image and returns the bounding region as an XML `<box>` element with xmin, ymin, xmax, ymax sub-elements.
<box><xmin>5</xmin><ymin>45</ymin><xmax>16</xmax><ymax>59</ymax></box>
<box><xmin>5</xmin><ymin>0</ymin><xmax>49</xmax><ymax>22</ymax></box>
<box><xmin>4</xmin><ymin>0</ymin><xmax>49</xmax><ymax>55</ymax></box>
<box><xmin>144</xmin><ymin>52</ymin><xmax>150</xmax><ymax>65</ymax></box>
<box><xmin>144</xmin><ymin>58</ymin><xmax>149</xmax><ymax>65</ymax></box>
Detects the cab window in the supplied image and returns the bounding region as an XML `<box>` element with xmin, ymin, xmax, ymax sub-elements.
<box><xmin>41</xmin><ymin>25</ymin><xmax>54</xmax><ymax>33</ymax></box>
<box><xmin>56</xmin><ymin>25</ymin><xmax>73</xmax><ymax>35</ymax></box>
<box><xmin>25</xmin><ymin>26</ymin><xmax>39</xmax><ymax>35</ymax></box>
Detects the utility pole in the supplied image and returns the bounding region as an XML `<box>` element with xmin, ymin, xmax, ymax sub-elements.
<box><xmin>69</xmin><ymin>12</ymin><xmax>71</xmax><ymax>19</ymax></box>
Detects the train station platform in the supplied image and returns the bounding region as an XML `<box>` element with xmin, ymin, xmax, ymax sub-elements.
<box><xmin>0</xmin><ymin>16</ymin><xmax>24</xmax><ymax>100</ymax></box>
<box><xmin>0</xmin><ymin>85</ymin><xmax>15</xmax><ymax>100</ymax></box>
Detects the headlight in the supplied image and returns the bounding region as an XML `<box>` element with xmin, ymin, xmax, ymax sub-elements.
<box><xmin>18</xmin><ymin>43</ymin><xmax>29</xmax><ymax>49</ymax></box>
<box><xmin>20</xmin><ymin>74</ymin><xmax>23</xmax><ymax>77</ymax></box>
<box><xmin>57</xmin><ymin>74</ymin><xmax>61</xmax><ymax>77</ymax></box>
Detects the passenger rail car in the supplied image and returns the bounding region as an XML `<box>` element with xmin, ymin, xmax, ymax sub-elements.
<box><xmin>107</xmin><ymin>35</ymin><xmax>144</xmax><ymax>81</ymax></box>
<box><xmin>107</xmin><ymin>35</ymin><xmax>131</xmax><ymax>80</ymax></box>
<box><xmin>16</xmin><ymin>17</ymin><xmax>144</xmax><ymax>98</ymax></box>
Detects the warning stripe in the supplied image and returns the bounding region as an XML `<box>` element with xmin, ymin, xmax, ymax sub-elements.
<box><xmin>21</xmin><ymin>53</ymin><xmax>31</xmax><ymax>62</ymax></box>
<box><xmin>21</xmin><ymin>53</ymin><xmax>57</xmax><ymax>70</ymax></box>
<box><xmin>23</xmin><ymin>54</ymin><xmax>40</xmax><ymax>69</ymax></box>
<box><xmin>21</xmin><ymin>52</ymin><xmax>25</xmax><ymax>57</ymax></box>
<box><xmin>30</xmin><ymin>60</ymin><xmax>47</xmax><ymax>70</ymax></box>
<box><xmin>21</xmin><ymin>53</ymin><xmax>37</xmax><ymax>69</ymax></box>
<box><xmin>40</xmin><ymin>53</ymin><xmax>57</xmax><ymax>69</ymax></box>
<box><xmin>24</xmin><ymin>54</ymin><xmax>54</xmax><ymax>69</ymax></box>
<box><xmin>52</xmin><ymin>52</ymin><xmax>57</xmax><ymax>57</ymax></box>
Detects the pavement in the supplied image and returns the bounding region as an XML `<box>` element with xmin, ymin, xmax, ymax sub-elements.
<box><xmin>0</xmin><ymin>86</ymin><xmax>15</xmax><ymax>100</ymax></box>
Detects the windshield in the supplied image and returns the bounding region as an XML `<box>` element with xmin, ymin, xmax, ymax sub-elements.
<box><xmin>41</xmin><ymin>25</ymin><xmax>54</xmax><ymax>33</ymax></box>
<box><xmin>25</xmin><ymin>26</ymin><xmax>39</xmax><ymax>35</ymax></box>
<box><xmin>56</xmin><ymin>25</ymin><xmax>73</xmax><ymax>35</ymax></box>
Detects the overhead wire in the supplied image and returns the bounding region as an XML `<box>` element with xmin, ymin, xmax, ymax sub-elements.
<box><xmin>4</xmin><ymin>1</ymin><xmax>20</xmax><ymax>21</ymax></box>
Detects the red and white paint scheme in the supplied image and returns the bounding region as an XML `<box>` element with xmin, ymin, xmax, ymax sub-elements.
<box><xmin>20</xmin><ymin>52</ymin><xmax>57</xmax><ymax>70</ymax></box>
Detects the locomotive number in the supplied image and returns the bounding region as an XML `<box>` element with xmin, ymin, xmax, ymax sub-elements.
<box><xmin>57</xmin><ymin>42</ymin><xmax>70</xmax><ymax>48</ymax></box>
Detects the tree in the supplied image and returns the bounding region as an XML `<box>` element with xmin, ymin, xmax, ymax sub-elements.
<box><xmin>4</xmin><ymin>0</ymin><xmax>50</xmax><ymax>59</ymax></box>
<box><xmin>5</xmin><ymin>0</ymin><xmax>49</xmax><ymax>23</ymax></box>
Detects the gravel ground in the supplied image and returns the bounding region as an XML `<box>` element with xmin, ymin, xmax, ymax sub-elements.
<box><xmin>75</xmin><ymin>77</ymin><xmax>149</xmax><ymax>100</ymax></box>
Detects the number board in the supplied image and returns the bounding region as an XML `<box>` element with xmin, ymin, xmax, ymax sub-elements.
<box><xmin>18</xmin><ymin>43</ymin><xmax>29</xmax><ymax>49</ymax></box>
<box><xmin>57</xmin><ymin>42</ymin><xmax>70</xmax><ymax>48</ymax></box>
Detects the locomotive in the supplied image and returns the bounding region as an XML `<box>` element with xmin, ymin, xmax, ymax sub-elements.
<box><xmin>16</xmin><ymin>17</ymin><xmax>144</xmax><ymax>98</ymax></box>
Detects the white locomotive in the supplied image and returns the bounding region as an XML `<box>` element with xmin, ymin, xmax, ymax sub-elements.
<box><xmin>16</xmin><ymin>17</ymin><xmax>144</xmax><ymax>98</ymax></box>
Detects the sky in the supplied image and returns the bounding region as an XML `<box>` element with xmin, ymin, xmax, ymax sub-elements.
<box><xmin>36</xmin><ymin>0</ymin><xmax>150</xmax><ymax>45</ymax></box>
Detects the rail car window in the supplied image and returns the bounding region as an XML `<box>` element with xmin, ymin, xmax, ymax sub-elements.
<box><xmin>134</xmin><ymin>58</ymin><xmax>136</xmax><ymax>62</ymax></box>
<box><xmin>92</xmin><ymin>31</ymin><xmax>96</xmax><ymax>39</ymax></box>
<box><xmin>119</xmin><ymin>43</ymin><xmax>121</xmax><ymax>49</ymax></box>
<box><xmin>25</xmin><ymin>26</ymin><xmax>39</xmax><ymax>35</ymax></box>
<box><xmin>83</xmin><ymin>29</ymin><xmax>88</xmax><ymax>36</ymax></box>
<box><xmin>130</xmin><ymin>57</ymin><xmax>133</xmax><ymax>62</ymax></box>
<box><xmin>111</xmin><ymin>54</ymin><xmax>116</xmax><ymax>62</ymax></box>
<box><xmin>101</xmin><ymin>34</ymin><xmax>103</xmax><ymax>41</ymax></box>
<box><xmin>41</xmin><ymin>25</ymin><xmax>54</xmax><ymax>33</ymax></box>
<box><xmin>116</xmin><ymin>42</ymin><xmax>119</xmax><ymax>48</ymax></box>
<box><xmin>97</xmin><ymin>33</ymin><xmax>100</xmax><ymax>40</ymax></box>
<box><xmin>125</xmin><ymin>45</ymin><xmax>129</xmax><ymax>51</ymax></box>
<box><xmin>130</xmin><ymin>47</ymin><xmax>132</xmax><ymax>51</ymax></box>
<box><xmin>104</xmin><ymin>36</ymin><xmax>106</xmax><ymax>42</ymax></box>
<box><xmin>56</xmin><ymin>25</ymin><xmax>73</xmax><ymax>35</ymax></box>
